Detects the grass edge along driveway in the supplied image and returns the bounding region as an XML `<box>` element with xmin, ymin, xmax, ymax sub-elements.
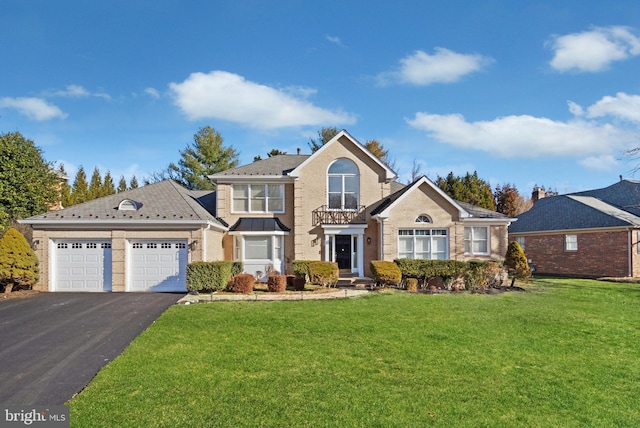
<box><xmin>69</xmin><ymin>278</ymin><xmax>640</xmax><ymax>427</ymax></box>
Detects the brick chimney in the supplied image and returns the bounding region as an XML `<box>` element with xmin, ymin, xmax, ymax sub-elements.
<box><xmin>532</xmin><ymin>186</ymin><xmax>546</xmax><ymax>203</ymax></box>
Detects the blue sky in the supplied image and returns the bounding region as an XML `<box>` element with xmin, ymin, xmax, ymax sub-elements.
<box><xmin>2</xmin><ymin>1</ymin><xmax>640</xmax><ymax>196</ymax></box>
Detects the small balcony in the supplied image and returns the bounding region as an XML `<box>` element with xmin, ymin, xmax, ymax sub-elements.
<box><xmin>312</xmin><ymin>205</ymin><xmax>367</xmax><ymax>225</ymax></box>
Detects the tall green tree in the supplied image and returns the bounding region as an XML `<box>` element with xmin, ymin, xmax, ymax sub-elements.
<box><xmin>129</xmin><ymin>176</ymin><xmax>139</xmax><ymax>189</ymax></box>
<box><xmin>58</xmin><ymin>164</ymin><xmax>73</xmax><ymax>209</ymax></box>
<box><xmin>117</xmin><ymin>176</ymin><xmax>128</xmax><ymax>193</ymax></box>
<box><xmin>0</xmin><ymin>227</ymin><xmax>39</xmax><ymax>293</ymax></box>
<box><xmin>308</xmin><ymin>127</ymin><xmax>339</xmax><ymax>153</ymax></box>
<box><xmin>436</xmin><ymin>171</ymin><xmax>495</xmax><ymax>211</ymax></box>
<box><xmin>101</xmin><ymin>171</ymin><xmax>116</xmax><ymax>197</ymax></box>
<box><xmin>0</xmin><ymin>132</ymin><xmax>58</xmax><ymax>228</ymax></box>
<box><xmin>71</xmin><ymin>166</ymin><xmax>89</xmax><ymax>205</ymax></box>
<box><xmin>88</xmin><ymin>167</ymin><xmax>103</xmax><ymax>200</ymax></box>
<box><xmin>166</xmin><ymin>126</ymin><xmax>239</xmax><ymax>190</ymax></box>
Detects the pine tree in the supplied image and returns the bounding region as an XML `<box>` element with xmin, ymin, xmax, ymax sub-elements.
<box><xmin>88</xmin><ymin>167</ymin><xmax>103</xmax><ymax>200</ymax></box>
<box><xmin>436</xmin><ymin>171</ymin><xmax>495</xmax><ymax>211</ymax></box>
<box><xmin>504</xmin><ymin>241</ymin><xmax>531</xmax><ymax>287</ymax></box>
<box><xmin>117</xmin><ymin>176</ymin><xmax>128</xmax><ymax>193</ymax></box>
<box><xmin>129</xmin><ymin>176</ymin><xmax>139</xmax><ymax>189</ymax></box>
<box><xmin>308</xmin><ymin>127</ymin><xmax>339</xmax><ymax>153</ymax></box>
<box><xmin>71</xmin><ymin>166</ymin><xmax>89</xmax><ymax>205</ymax></box>
<box><xmin>58</xmin><ymin>164</ymin><xmax>73</xmax><ymax>208</ymax></box>
<box><xmin>101</xmin><ymin>171</ymin><xmax>116</xmax><ymax>197</ymax></box>
<box><xmin>0</xmin><ymin>227</ymin><xmax>39</xmax><ymax>293</ymax></box>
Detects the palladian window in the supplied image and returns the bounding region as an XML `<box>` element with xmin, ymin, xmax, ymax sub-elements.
<box><xmin>327</xmin><ymin>159</ymin><xmax>359</xmax><ymax>210</ymax></box>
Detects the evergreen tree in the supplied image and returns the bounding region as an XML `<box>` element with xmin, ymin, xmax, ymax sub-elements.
<box><xmin>117</xmin><ymin>176</ymin><xmax>128</xmax><ymax>193</ymax></box>
<box><xmin>0</xmin><ymin>132</ymin><xmax>58</xmax><ymax>228</ymax></box>
<box><xmin>168</xmin><ymin>126</ymin><xmax>239</xmax><ymax>190</ymax></box>
<box><xmin>58</xmin><ymin>164</ymin><xmax>73</xmax><ymax>208</ymax></box>
<box><xmin>504</xmin><ymin>241</ymin><xmax>531</xmax><ymax>287</ymax></box>
<box><xmin>71</xmin><ymin>166</ymin><xmax>89</xmax><ymax>205</ymax></box>
<box><xmin>0</xmin><ymin>227</ymin><xmax>39</xmax><ymax>293</ymax></box>
<box><xmin>129</xmin><ymin>176</ymin><xmax>139</xmax><ymax>189</ymax></box>
<box><xmin>101</xmin><ymin>171</ymin><xmax>116</xmax><ymax>197</ymax></box>
<box><xmin>88</xmin><ymin>167</ymin><xmax>103</xmax><ymax>200</ymax></box>
<box><xmin>436</xmin><ymin>171</ymin><xmax>495</xmax><ymax>211</ymax></box>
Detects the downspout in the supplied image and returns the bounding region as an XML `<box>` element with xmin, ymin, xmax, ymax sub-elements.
<box><xmin>628</xmin><ymin>228</ymin><xmax>633</xmax><ymax>277</ymax></box>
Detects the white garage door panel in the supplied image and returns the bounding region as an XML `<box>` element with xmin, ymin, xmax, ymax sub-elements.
<box><xmin>54</xmin><ymin>241</ymin><xmax>112</xmax><ymax>292</ymax></box>
<box><xmin>128</xmin><ymin>241</ymin><xmax>188</xmax><ymax>292</ymax></box>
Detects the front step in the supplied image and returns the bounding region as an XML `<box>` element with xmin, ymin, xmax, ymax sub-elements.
<box><xmin>337</xmin><ymin>276</ymin><xmax>375</xmax><ymax>288</ymax></box>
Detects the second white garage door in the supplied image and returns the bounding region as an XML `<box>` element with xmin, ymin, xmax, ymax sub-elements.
<box><xmin>128</xmin><ymin>240</ymin><xmax>188</xmax><ymax>292</ymax></box>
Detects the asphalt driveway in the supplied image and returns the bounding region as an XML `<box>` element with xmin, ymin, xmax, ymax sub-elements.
<box><xmin>0</xmin><ymin>292</ymin><xmax>182</xmax><ymax>405</ymax></box>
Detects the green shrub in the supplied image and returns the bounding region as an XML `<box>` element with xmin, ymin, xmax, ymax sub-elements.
<box><xmin>231</xmin><ymin>261</ymin><xmax>244</xmax><ymax>277</ymax></box>
<box><xmin>267</xmin><ymin>274</ymin><xmax>286</xmax><ymax>292</ymax></box>
<box><xmin>394</xmin><ymin>259</ymin><xmax>467</xmax><ymax>282</ymax></box>
<box><xmin>370</xmin><ymin>260</ymin><xmax>402</xmax><ymax>287</ymax></box>
<box><xmin>0</xmin><ymin>227</ymin><xmax>39</xmax><ymax>293</ymax></box>
<box><xmin>186</xmin><ymin>261</ymin><xmax>235</xmax><ymax>292</ymax></box>
<box><xmin>504</xmin><ymin>241</ymin><xmax>531</xmax><ymax>286</ymax></box>
<box><xmin>307</xmin><ymin>261</ymin><xmax>339</xmax><ymax>287</ymax></box>
<box><xmin>229</xmin><ymin>274</ymin><xmax>255</xmax><ymax>294</ymax></box>
<box><xmin>406</xmin><ymin>278</ymin><xmax>418</xmax><ymax>292</ymax></box>
<box><xmin>292</xmin><ymin>260</ymin><xmax>316</xmax><ymax>281</ymax></box>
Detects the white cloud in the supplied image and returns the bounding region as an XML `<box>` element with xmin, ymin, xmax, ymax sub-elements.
<box><xmin>43</xmin><ymin>84</ymin><xmax>111</xmax><ymax>101</ymax></box>
<box><xmin>548</xmin><ymin>26</ymin><xmax>640</xmax><ymax>72</ymax></box>
<box><xmin>407</xmin><ymin>112</ymin><xmax>631</xmax><ymax>159</ymax></box>
<box><xmin>377</xmin><ymin>48</ymin><xmax>493</xmax><ymax>86</ymax></box>
<box><xmin>579</xmin><ymin>154</ymin><xmax>620</xmax><ymax>171</ymax></box>
<box><xmin>567</xmin><ymin>100</ymin><xmax>584</xmax><ymax>116</ymax></box>
<box><xmin>325</xmin><ymin>35</ymin><xmax>343</xmax><ymax>46</ymax></box>
<box><xmin>144</xmin><ymin>87</ymin><xmax>161</xmax><ymax>99</ymax></box>
<box><xmin>586</xmin><ymin>92</ymin><xmax>640</xmax><ymax>123</ymax></box>
<box><xmin>0</xmin><ymin>97</ymin><xmax>67</xmax><ymax>121</ymax></box>
<box><xmin>169</xmin><ymin>70</ymin><xmax>356</xmax><ymax>129</ymax></box>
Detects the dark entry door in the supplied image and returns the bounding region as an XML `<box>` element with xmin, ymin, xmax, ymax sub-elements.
<box><xmin>335</xmin><ymin>235</ymin><xmax>351</xmax><ymax>270</ymax></box>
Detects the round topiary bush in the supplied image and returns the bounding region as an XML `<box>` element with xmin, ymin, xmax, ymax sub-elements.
<box><xmin>229</xmin><ymin>273</ymin><xmax>255</xmax><ymax>294</ymax></box>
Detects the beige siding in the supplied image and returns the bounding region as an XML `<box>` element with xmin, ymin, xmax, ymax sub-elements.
<box><xmin>32</xmin><ymin>227</ymin><xmax>222</xmax><ymax>291</ymax></box>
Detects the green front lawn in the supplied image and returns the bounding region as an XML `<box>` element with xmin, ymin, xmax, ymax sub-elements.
<box><xmin>69</xmin><ymin>278</ymin><xmax>640</xmax><ymax>427</ymax></box>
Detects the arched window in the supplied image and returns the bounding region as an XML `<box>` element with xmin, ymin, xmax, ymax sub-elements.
<box><xmin>415</xmin><ymin>214</ymin><xmax>432</xmax><ymax>223</ymax></box>
<box><xmin>327</xmin><ymin>159</ymin><xmax>359</xmax><ymax>210</ymax></box>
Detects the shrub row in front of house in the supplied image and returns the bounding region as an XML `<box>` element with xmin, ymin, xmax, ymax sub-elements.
<box><xmin>369</xmin><ymin>259</ymin><xmax>507</xmax><ymax>291</ymax></box>
<box><xmin>186</xmin><ymin>261</ymin><xmax>243</xmax><ymax>292</ymax></box>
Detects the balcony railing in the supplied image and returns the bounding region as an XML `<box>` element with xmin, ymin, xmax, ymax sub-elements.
<box><xmin>312</xmin><ymin>205</ymin><xmax>367</xmax><ymax>225</ymax></box>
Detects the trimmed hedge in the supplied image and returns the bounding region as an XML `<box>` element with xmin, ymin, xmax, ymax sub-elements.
<box><xmin>229</xmin><ymin>273</ymin><xmax>255</xmax><ymax>294</ymax></box>
<box><xmin>267</xmin><ymin>274</ymin><xmax>287</xmax><ymax>292</ymax></box>
<box><xmin>393</xmin><ymin>259</ymin><xmax>467</xmax><ymax>282</ymax></box>
<box><xmin>0</xmin><ymin>227</ymin><xmax>39</xmax><ymax>293</ymax></box>
<box><xmin>292</xmin><ymin>260</ymin><xmax>316</xmax><ymax>281</ymax></box>
<box><xmin>186</xmin><ymin>261</ymin><xmax>238</xmax><ymax>292</ymax></box>
<box><xmin>307</xmin><ymin>261</ymin><xmax>339</xmax><ymax>287</ymax></box>
<box><xmin>393</xmin><ymin>259</ymin><xmax>505</xmax><ymax>291</ymax></box>
<box><xmin>370</xmin><ymin>260</ymin><xmax>402</xmax><ymax>286</ymax></box>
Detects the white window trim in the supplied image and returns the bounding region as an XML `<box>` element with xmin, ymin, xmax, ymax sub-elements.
<box><xmin>397</xmin><ymin>228</ymin><xmax>449</xmax><ymax>260</ymax></box>
<box><xmin>327</xmin><ymin>159</ymin><xmax>360</xmax><ymax>211</ymax></box>
<box><xmin>516</xmin><ymin>236</ymin><xmax>525</xmax><ymax>251</ymax></box>
<box><xmin>231</xmin><ymin>183</ymin><xmax>285</xmax><ymax>214</ymax></box>
<box><xmin>464</xmin><ymin>226</ymin><xmax>490</xmax><ymax>256</ymax></box>
<box><xmin>565</xmin><ymin>234</ymin><xmax>578</xmax><ymax>252</ymax></box>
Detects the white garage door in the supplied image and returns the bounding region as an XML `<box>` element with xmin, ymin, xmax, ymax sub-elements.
<box><xmin>128</xmin><ymin>240</ymin><xmax>188</xmax><ymax>292</ymax></box>
<box><xmin>54</xmin><ymin>241</ymin><xmax>112</xmax><ymax>292</ymax></box>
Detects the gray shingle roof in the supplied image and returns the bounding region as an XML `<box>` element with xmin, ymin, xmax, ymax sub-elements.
<box><xmin>23</xmin><ymin>180</ymin><xmax>226</xmax><ymax>227</ymax></box>
<box><xmin>508</xmin><ymin>180</ymin><xmax>640</xmax><ymax>233</ymax></box>
<box><xmin>211</xmin><ymin>154</ymin><xmax>311</xmax><ymax>177</ymax></box>
<box><xmin>229</xmin><ymin>217</ymin><xmax>291</xmax><ymax>232</ymax></box>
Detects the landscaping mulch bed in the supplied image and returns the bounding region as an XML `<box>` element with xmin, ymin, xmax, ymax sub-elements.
<box><xmin>1</xmin><ymin>289</ymin><xmax>40</xmax><ymax>301</ymax></box>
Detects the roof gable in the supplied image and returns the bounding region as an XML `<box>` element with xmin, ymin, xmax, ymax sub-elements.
<box><xmin>288</xmin><ymin>130</ymin><xmax>397</xmax><ymax>181</ymax></box>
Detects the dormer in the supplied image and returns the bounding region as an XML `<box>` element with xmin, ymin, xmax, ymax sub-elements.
<box><xmin>118</xmin><ymin>199</ymin><xmax>141</xmax><ymax>211</ymax></box>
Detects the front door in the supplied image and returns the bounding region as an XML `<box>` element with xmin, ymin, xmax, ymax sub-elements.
<box><xmin>335</xmin><ymin>235</ymin><xmax>351</xmax><ymax>270</ymax></box>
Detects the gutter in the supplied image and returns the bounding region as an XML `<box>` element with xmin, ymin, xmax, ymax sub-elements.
<box><xmin>18</xmin><ymin>219</ymin><xmax>229</xmax><ymax>232</ymax></box>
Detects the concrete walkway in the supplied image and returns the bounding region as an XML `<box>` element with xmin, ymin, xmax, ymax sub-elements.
<box><xmin>178</xmin><ymin>288</ymin><xmax>370</xmax><ymax>304</ymax></box>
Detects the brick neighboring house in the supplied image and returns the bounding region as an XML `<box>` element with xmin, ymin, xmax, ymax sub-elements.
<box><xmin>508</xmin><ymin>180</ymin><xmax>640</xmax><ymax>278</ymax></box>
<box><xmin>21</xmin><ymin>129</ymin><xmax>514</xmax><ymax>292</ymax></box>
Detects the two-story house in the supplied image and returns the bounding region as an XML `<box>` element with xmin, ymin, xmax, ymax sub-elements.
<box><xmin>21</xmin><ymin>130</ymin><xmax>513</xmax><ymax>292</ymax></box>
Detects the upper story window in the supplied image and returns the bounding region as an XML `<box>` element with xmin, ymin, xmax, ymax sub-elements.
<box><xmin>327</xmin><ymin>159</ymin><xmax>359</xmax><ymax>210</ymax></box>
<box><xmin>464</xmin><ymin>226</ymin><xmax>489</xmax><ymax>255</ymax></box>
<box><xmin>416</xmin><ymin>214</ymin><xmax>432</xmax><ymax>223</ymax></box>
<box><xmin>232</xmin><ymin>184</ymin><xmax>284</xmax><ymax>213</ymax></box>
